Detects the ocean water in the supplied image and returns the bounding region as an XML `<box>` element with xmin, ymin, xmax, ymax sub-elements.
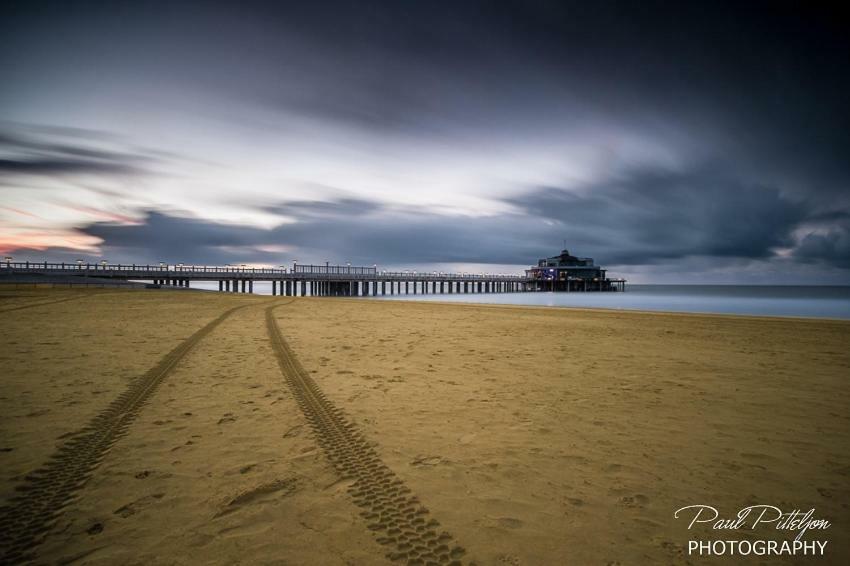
<box><xmin>181</xmin><ymin>281</ymin><xmax>850</xmax><ymax>319</ymax></box>
<box><xmin>377</xmin><ymin>285</ymin><xmax>850</xmax><ymax>319</ymax></box>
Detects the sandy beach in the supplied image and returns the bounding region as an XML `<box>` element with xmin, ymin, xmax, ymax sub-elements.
<box><xmin>1</xmin><ymin>289</ymin><xmax>848</xmax><ymax>565</ymax></box>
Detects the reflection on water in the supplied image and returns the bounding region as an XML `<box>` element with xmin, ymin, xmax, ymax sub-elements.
<box><xmin>378</xmin><ymin>285</ymin><xmax>850</xmax><ymax>319</ymax></box>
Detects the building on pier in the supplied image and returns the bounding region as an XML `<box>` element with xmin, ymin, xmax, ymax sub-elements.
<box><xmin>525</xmin><ymin>249</ymin><xmax>625</xmax><ymax>291</ymax></box>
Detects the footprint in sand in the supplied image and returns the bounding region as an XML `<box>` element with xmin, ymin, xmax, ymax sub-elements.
<box><xmin>114</xmin><ymin>493</ymin><xmax>166</xmax><ymax>518</ymax></box>
<box><xmin>619</xmin><ymin>494</ymin><xmax>649</xmax><ymax>508</ymax></box>
<box><xmin>283</xmin><ymin>425</ymin><xmax>303</xmax><ymax>438</ymax></box>
<box><xmin>218</xmin><ymin>413</ymin><xmax>237</xmax><ymax>425</ymax></box>
<box><xmin>214</xmin><ymin>477</ymin><xmax>298</xmax><ymax>518</ymax></box>
<box><xmin>659</xmin><ymin>540</ymin><xmax>686</xmax><ymax>557</ymax></box>
<box><xmin>816</xmin><ymin>487</ymin><xmax>833</xmax><ymax>498</ymax></box>
<box><xmin>410</xmin><ymin>455</ymin><xmax>443</xmax><ymax>467</ymax></box>
<box><xmin>496</xmin><ymin>517</ymin><xmax>524</xmax><ymax>529</ymax></box>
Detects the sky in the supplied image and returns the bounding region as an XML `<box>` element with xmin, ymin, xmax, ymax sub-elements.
<box><xmin>1</xmin><ymin>1</ymin><xmax>848</xmax><ymax>283</ymax></box>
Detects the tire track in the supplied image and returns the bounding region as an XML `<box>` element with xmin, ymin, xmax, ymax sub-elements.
<box><xmin>0</xmin><ymin>292</ymin><xmax>107</xmax><ymax>314</ymax></box>
<box><xmin>266</xmin><ymin>305</ymin><xmax>468</xmax><ymax>566</ymax></box>
<box><xmin>0</xmin><ymin>304</ymin><xmax>248</xmax><ymax>564</ymax></box>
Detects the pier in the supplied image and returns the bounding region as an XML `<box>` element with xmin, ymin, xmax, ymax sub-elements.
<box><xmin>1</xmin><ymin>254</ymin><xmax>625</xmax><ymax>295</ymax></box>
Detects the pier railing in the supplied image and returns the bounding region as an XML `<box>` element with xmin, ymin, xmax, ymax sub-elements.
<box><xmin>0</xmin><ymin>261</ymin><xmax>524</xmax><ymax>281</ymax></box>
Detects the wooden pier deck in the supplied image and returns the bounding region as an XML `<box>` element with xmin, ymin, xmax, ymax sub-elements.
<box><xmin>1</xmin><ymin>261</ymin><xmax>626</xmax><ymax>294</ymax></box>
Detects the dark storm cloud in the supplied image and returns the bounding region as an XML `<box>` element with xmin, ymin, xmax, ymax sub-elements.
<box><xmin>81</xmin><ymin>211</ymin><xmax>272</xmax><ymax>264</ymax></box>
<box><xmin>55</xmin><ymin>163</ymin><xmax>830</xmax><ymax>270</ymax></box>
<box><xmin>230</xmin><ymin>1</ymin><xmax>850</xmax><ymax>192</ymax></box>
<box><xmin>266</xmin><ymin>199</ymin><xmax>384</xmax><ymax>219</ymax></box>
<box><xmin>72</xmin><ymin>207</ymin><xmax>542</xmax><ymax>266</ymax></box>
<box><xmin>2</xmin><ymin>1</ymin><xmax>849</xmax><ymax>280</ymax></box>
<box><xmin>793</xmin><ymin>226</ymin><xmax>850</xmax><ymax>269</ymax></box>
<box><xmin>0</xmin><ymin>128</ymin><xmax>152</xmax><ymax>178</ymax></box>
<box><xmin>0</xmin><ymin>158</ymin><xmax>139</xmax><ymax>176</ymax></box>
<box><xmin>506</xmin><ymin>167</ymin><xmax>809</xmax><ymax>264</ymax></box>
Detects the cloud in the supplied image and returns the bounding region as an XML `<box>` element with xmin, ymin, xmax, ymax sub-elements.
<box><xmin>266</xmin><ymin>198</ymin><xmax>384</xmax><ymax>219</ymax></box>
<box><xmin>0</xmin><ymin>127</ymin><xmax>154</xmax><ymax>179</ymax></box>
<box><xmin>1</xmin><ymin>3</ymin><xmax>849</xmax><ymax>283</ymax></box>
<box><xmin>0</xmin><ymin>158</ymin><xmax>140</xmax><ymax>176</ymax></box>
<box><xmin>793</xmin><ymin>227</ymin><xmax>850</xmax><ymax>269</ymax></box>
<box><xmin>80</xmin><ymin>211</ymin><xmax>272</xmax><ymax>264</ymax></box>
<box><xmin>506</xmin><ymin>166</ymin><xmax>810</xmax><ymax>265</ymax></box>
<box><xmin>8</xmin><ymin>162</ymin><xmax>837</xmax><ymax>277</ymax></box>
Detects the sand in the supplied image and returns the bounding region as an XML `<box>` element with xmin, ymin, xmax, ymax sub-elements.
<box><xmin>0</xmin><ymin>288</ymin><xmax>848</xmax><ymax>565</ymax></box>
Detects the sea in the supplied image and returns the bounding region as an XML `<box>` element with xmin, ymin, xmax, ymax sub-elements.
<box><xmin>185</xmin><ymin>282</ymin><xmax>850</xmax><ymax>319</ymax></box>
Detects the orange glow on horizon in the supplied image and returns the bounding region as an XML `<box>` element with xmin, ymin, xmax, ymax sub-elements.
<box><xmin>0</xmin><ymin>231</ymin><xmax>103</xmax><ymax>255</ymax></box>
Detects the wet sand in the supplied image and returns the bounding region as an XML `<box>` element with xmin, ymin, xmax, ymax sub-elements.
<box><xmin>0</xmin><ymin>289</ymin><xmax>848</xmax><ymax>565</ymax></box>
